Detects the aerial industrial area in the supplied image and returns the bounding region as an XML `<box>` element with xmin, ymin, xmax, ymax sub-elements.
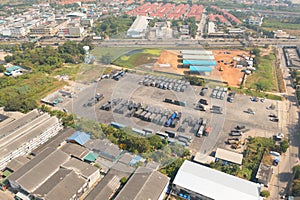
<box><xmin>0</xmin><ymin>0</ymin><xmax>300</xmax><ymax>200</ymax></box>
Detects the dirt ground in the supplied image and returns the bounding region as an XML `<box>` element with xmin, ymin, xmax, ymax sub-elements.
<box><xmin>0</xmin><ymin>52</ymin><xmax>11</xmax><ymax>60</ymax></box>
<box><xmin>154</xmin><ymin>50</ymin><xmax>249</xmax><ymax>87</ymax></box>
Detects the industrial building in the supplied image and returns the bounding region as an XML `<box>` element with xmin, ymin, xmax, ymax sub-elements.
<box><xmin>0</xmin><ymin>110</ymin><xmax>63</xmax><ymax>170</ymax></box>
<box><xmin>215</xmin><ymin>148</ymin><xmax>244</xmax><ymax>165</ymax></box>
<box><xmin>114</xmin><ymin>167</ymin><xmax>170</xmax><ymax>200</ymax></box>
<box><xmin>85</xmin><ymin>163</ymin><xmax>134</xmax><ymax>200</ymax></box>
<box><xmin>179</xmin><ymin>50</ymin><xmax>217</xmax><ymax>75</ymax></box>
<box><xmin>85</xmin><ymin>139</ymin><xmax>123</xmax><ymax>162</ymax></box>
<box><xmin>8</xmin><ymin>147</ymin><xmax>101</xmax><ymax>200</ymax></box>
<box><xmin>172</xmin><ymin>160</ymin><xmax>261</xmax><ymax>200</ymax></box>
<box><xmin>126</xmin><ymin>16</ymin><xmax>150</xmax><ymax>38</ymax></box>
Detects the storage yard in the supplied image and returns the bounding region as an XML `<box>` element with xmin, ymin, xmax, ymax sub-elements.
<box><xmin>154</xmin><ymin>49</ymin><xmax>249</xmax><ymax>86</ymax></box>
<box><xmin>59</xmin><ymin>72</ymin><xmax>283</xmax><ymax>154</ymax></box>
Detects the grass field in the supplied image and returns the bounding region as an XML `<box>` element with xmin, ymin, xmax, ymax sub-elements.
<box><xmin>112</xmin><ymin>49</ymin><xmax>162</xmax><ymax>69</ymax></box>
<box><xmin>245</xmin><ymin>53</ymin><xmax>278</xmax><ymax>92</ymax></box>
<box><xmin>91</xmin><ymin>47</ymin><xmax>139</xmax><ymax>61</ymax></box>
<box><xmin>262</xmin><ymin>21</ymin><xmax>300</xmax><ymax>30</ymax></box>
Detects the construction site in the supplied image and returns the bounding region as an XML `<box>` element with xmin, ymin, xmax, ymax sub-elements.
<box><xmin>154</xmin><ymin>49</ymin><xmax>250</xmax><ymax>87</ymax></box>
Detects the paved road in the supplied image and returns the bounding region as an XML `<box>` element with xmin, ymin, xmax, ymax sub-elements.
<box><xmin>268</xmin><ymin>48</ymin><xmax>300</xmax><ymax>199</ymax></box>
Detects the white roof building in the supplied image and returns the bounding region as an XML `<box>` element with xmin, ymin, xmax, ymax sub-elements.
<box><xmin>172</xmin><ymin>160</ymin><xmax>261</xmax><ymax>200</ymax></box>
<box><xmin>215</xmin><ymin>148</ymin><xmax>243</xmax><ymax>165</ymax></box>
<box><xmin>126</xmin><ymin>16</ymin><xmax>150</xmax><ymax>38</ymax></box>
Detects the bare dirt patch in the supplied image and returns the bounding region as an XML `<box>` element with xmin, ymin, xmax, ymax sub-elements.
<box><xmin>213</xmin><ymin>50</ymin><xmax>249</xmax><ymax>87</ymax></box>
<box><xmin>154</xmin><ymin>49</ymin><xmax>249</xmax><ymax>87</ymax></box>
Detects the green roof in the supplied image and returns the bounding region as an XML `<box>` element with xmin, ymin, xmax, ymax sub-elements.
<box><xmin>84</xmin><ymin>152</ymin><xmax>98</xmax><ymax>162</ymax></box>
<box><xmin>2</xmin><ymin>170</ymin><xmax>12</xmax><ymax>178</ymax></box>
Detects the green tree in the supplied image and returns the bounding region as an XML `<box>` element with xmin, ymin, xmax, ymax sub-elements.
<box><xmin>260</xmin><ymin>190</ymin><xmax>270</xmax><ymax>197</ymax></box>
<box><xmin>0</xmin><ymin>64</ymin><xmax>5</xmax><ymax>73</ymax></box>
<box><xmin>280</xmin><ymin>139</ymin><xmax>289</xmax><ymax>153</ymax></box>
<box><xmin>147</xmin><ymin>135</ymin><xmax>165</xmax><ymax>150</ymax></box>
<box><xmin>293</xmin><ymin>181</ymin><xmax>300</xmax><ymax>196</ymax></box>
<box><xmin>120</xmin><ymin>177</ymin><xmax>127</xmax><ymax>184</ymax></box>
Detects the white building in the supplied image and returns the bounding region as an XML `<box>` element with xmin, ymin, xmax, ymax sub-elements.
<box><xmin>0</xmin><ymin>110</ymin><xmax>63</xmax><ymax>170</ymax></box>
<box><xmin>172</xmin><ymin>160</ymin><xmax>261</xmax><ymax>200</ymax></box>
<box><xmin>126</xmin><ymin>16</ymin><xmax>150</xmax><ymax>38</ymax></box>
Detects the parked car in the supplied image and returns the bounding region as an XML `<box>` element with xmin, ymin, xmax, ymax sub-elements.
<box><xmin>230</xmin><ymin>131</ymin><xmax>242</xmax><ymax>136</ymax></box>
<box><xmin>270</xmin><ymin>117</ymin><xmax>279</xmax><ymax>122</ymax></box>
<box><xmin>235</xmin><ymin>125</ymin><xmax>246</xmax><ymax>130</ymax></box>
<box><xmin>200</xmin><ymin>87</ymin><xmax>208</xmax><ymax>96</ymax></box>
<box><xmin>199</xmin><ymin>99</ymin><xmax>208</xmax><ymax>105</ymax></box>
<box><xmin>244</xmin><ymin>108</ymin><xmax>255</xmax><ymax>115</ymax></box>
<box><xmin>274</xmin><ymin>132</ymin><xmax>284</xmax><ymax>141</ymax></box>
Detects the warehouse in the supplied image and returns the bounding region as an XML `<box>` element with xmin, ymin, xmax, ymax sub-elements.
<box><xmin>60</xmin><ymin>143</ymin><xmax>90</xmax><ymax>160</ymax></box>
<box><xmin>181</xmin><ymin>54</ymin><xmax>215</xmax><ymax>60</ymax></box>
<box><xmin>31</xmin><ymin>128</ymin><xmax>75</xmax><ymax>156</ymax></box>
<box><xmin>189</xmin><ymin>66</ymin><xmax>213</xmax><ymax>75</ymax></box>
<box><xmin>172</xmin><ymin>160</ymin><xmax>261</xmax><ymax>200</ymax></box>
<box><xmin>114</xmin><ymin>167</ymin><xmax>170</xmax><ymax>200</ymax></box>
<box><xmin>61</xmin><ymin>158</ymin><xmax>101</xmax><ymax>188</ymax></box>
<box><xmin>183</xmin><ymin>60</ymin><xmax>217</xmax><ymax>66</ymax></box>
<box><xmin>126</xmin><ymin>16</ymin><xmax>150</xmax><ymax>38</ymax></box>
<box><xmin>85</xmin><ymin>139</ymin><xmax>123</xmax><ymax>162</ymax></box>
<box><xmin>0</xmin><ymin>110</ymin><xmax>63</xmax><ymax>170</ymax></box>
<box><xmin>8</xmin><ymin>147</ymin><xmax>101</xmax><ymax>200</ymax></box>
<box><xmin>180</xmin><ymin>50</ymin><xmax>213</xmax><ymax>55</ymax></box>
<box><xmin>8</xmin><ymin>148</ymin><xmax>70</xmax><ymax>193</ymax></box>
<box><xmin>178</xmin><ymin>50</ymin><xmax>217</xmax><ymax>75</ymax></box>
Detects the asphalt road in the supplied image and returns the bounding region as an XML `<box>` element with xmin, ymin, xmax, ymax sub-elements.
<box><xmin>268</xmin><ymin>48</ymin><xmax>300</xmax><ymax>200</ymax></box>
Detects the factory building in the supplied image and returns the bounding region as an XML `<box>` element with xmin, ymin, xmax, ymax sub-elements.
<box><xmin>172</xmin><ymin>160</ymin><xmax>261</xmax><ymax>200</ymax></box>
<box><xmin>126</xmin><ymin>16</ymin><xmax>151</xmax><ymax>38</ymax></box>
<box><xmin>179</xmin><ymin>50</ymin><xmax>217</xmax><ymax>75</ymax></box>
<box><xmin>114</xmin><ymin>167</ymin><xmax>170</xmax><ymax>200</ymax></box>
<box><xmin>8</xmin><ymin>147</ymin><xmax>101</xmax><ymax>200</ymax></box>
<box><xmin>0</xmin><ymin>110</ymin><xmax>63</xmax><ymax>170</ymax></box>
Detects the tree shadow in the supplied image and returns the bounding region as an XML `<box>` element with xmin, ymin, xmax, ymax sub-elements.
<box><xmin>278</xmin><ymin>172</ymin><xmax>293</xmax><ymax>182</ymax></box>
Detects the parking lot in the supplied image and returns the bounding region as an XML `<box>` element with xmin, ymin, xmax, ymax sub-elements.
<box><xmin>61</xmin><ymin>73</ymin><xmax>283</xmax><ymax>154</ymax></box>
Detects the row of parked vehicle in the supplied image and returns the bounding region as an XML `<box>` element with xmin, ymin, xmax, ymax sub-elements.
<box><xmin>139</xmin><ymin>75</ymin><xmax>190</xmax><ymax>92</ymax></box>
<box><xmin>211</xmin><ymin>86</ymin><xmax>227</xmax><ymax>100</ymax></box>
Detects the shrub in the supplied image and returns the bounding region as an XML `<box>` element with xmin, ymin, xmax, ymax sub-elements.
<box><xmin>260</xmin><ymin>190</ymin><xmax>270</xmax><ymax>197</ymax></box>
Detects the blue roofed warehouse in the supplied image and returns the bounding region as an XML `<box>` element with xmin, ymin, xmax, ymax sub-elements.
<box><xmin>183</xmin><ymin>60</ymin><xmax>217</xmax><ymax>66</ymax></box>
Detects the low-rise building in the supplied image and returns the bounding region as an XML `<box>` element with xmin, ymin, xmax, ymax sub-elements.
<box><xmin>126</xmin><ymin>16</ymin><xmax>150</xmax><ymax>38</ymax></box>
<box><xmin>61</xmin><ymin>143</ymin><xmax>90</xmax><ymax>160</ymax></box>
<box><xmin>215</xmin><ymin>148</ymin><xmax>243</xmax><ymax>165</ymax></box>
<box><xmin>85</xmin><ymin>139</ymin><xmax>122</xmax><ymax>162</ymax></box>
<box><xmin>247</xmin><ymin>16</ymin><xmax>263</xmax><ymax>26</ymax></box>
<box><xmin>0</xmin><ymin>110</ymin><xmax>63</xmax><ymax>170</ymax></box>
<box><xmin>256</xmin><ymin>163</ymin><xmax>273</xmax><ymax>186</ymax></box>
<box><xmin>8</xmin><ymin>147</ymin><xmax>101</xmax><ymax>200</ymax></box>
<box><xmin>62</xmin><ymin>158</ymin><xmax>101</xmax><ymax>188</ymax></box>
<box><xmin>172</xmin><ymin>160</ymin><xmax>261</xmax><ymax>200</ymax></box>
<box><xmin>114</xmin><ymin>167</ymin><xmax>170</xmax><ymax>200</ymax></box>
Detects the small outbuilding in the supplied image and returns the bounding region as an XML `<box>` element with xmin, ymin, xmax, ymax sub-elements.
<box><xmin>215</xmin><ymin>148</ymin><xmax>243</xmax><ymax>165</ymax></box>
<box><xmin>67</xmin><ymin>131</ymin><xmax>91</xmax><ymax>146</ymax></box>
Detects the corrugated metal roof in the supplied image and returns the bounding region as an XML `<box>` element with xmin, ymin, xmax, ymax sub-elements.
<box><xmin>67</xmin><ymin>131</ymin><xmax>91</xmax><ymax>146</ymax></box>
<box><xmin>181</xmin><ymin>50</ymin><xmax>213</xmax><ymax>55</ymax></box>
<box><xmin>183</xmin><ymin>60</ymin><xmax>217</xmax><ymax>66</ymax></box>
<box><xmin>182</xmin><ymin>54</ymin><xmax>215</xmax><ymax>60</ymax></box>
<box><xmin>215</xmin><ymin>148</ymin><xmax>243</xmax><ymax>165</ymax></box>
<box><xmin>84</xmin><ymin>152</ymin><xmax>99</xmax><ymax>162</ymax></box>
<box><xmin>190</xmin><ymin>66</ymin><xmax>213</xmax><ymax>72</ymax></box>
<box><xmin>173</xmin><ymin>160</ymin><xmax>261</xmax><ymax>200</ymax></box>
